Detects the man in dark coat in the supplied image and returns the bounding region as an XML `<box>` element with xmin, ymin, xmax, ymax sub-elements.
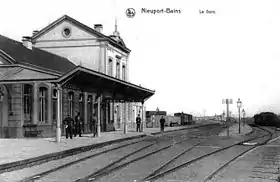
<box><xmin>63</xmin><ymin>114</ymin><xmax>74</xmax><ymax>139</ymax></box>
<box><xmin>136</xmin><ymin>114</ymin><xmax>141</xmax><ymax>132</ymax></box>
<box><xmin>75</xmin><ymin>112</ymin><xmax>82</xmax><ymax>137</ymax></box>
<box><xmin>91</xmin><ymin>115</ymin><xmax>97</xmax><ymax>137</ymax></box>
<box><xmin>160</xmin><ymin>116</ymin><xmax>166</xmax><ymax>132</ymax></box>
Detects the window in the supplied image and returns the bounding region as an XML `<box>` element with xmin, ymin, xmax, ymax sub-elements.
<box><xmin>122</xmin><ymin>65</ymin><xmax>126</xmax><ymax>80</ymax></box>
<box><xmin>6</xmin><ymin>86</ymin><xmax>13</xmax><ymax>115</ymax></box>
<box><xmin>116</xmin><ymin>61</ymin><xmax>120</xmax><ymax>79</ymax></box>
<box><xmin>68</xmin><ymin>92</ymin><xmax>74</xmax><ymax>118</ymax></box>
<box><xmin>62</xmin><ymin>27</ymin><xmax>71</xmax><ymax>38</ymax></box>
<box><xmin>52</xmin><ymin>89</ymin><xmax>57</xmax><ymax>121</ymax></box>
<box><xmin>39</xmin><ymin>87</ymin><xmax>48</xmax><ymax>123</ymax></box>
<box><xmin>87</xmin><ymin>95</ymin><xmax>93</xmax><ymax>128</ymax></box>
<box><xmin>108</xmin><ymin>58</ymin><xmax>113</xmax><ymax>76</ymax></box>
<box><xmin>23</xmin><ymin>84</ymin><xmax>32</xmax><ymax>123</ymax></box>
<box><xmin>79</xmin><ymin>93</ymin><xmax>84</xmax><ymax>120</ymax></box>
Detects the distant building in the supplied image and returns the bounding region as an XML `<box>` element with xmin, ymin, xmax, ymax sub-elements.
<box><xmin>145</xmin><ymin>110</ymin><xmax>167</xmax><ymax>128</ymax></box>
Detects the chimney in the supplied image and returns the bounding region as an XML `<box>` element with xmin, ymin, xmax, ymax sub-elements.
<box><xmin>32</xmin><ymin>30</ymin><xmax>39</xmax><ymax>36</ymax></box>
<box><xmin>22</xmin><ymin>36</ymin><xmax>32</xmax><ymax>50</ymax></box>
<box><xmin>94</xmin><ymin>24</ymin><xmax>103</xmax><ymax>33</ymax></box>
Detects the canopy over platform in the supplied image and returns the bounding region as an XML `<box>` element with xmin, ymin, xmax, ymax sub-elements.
<box><xmin>0</xmin><ymin>64</ymin><xmax>59</xmax><ymax>84</ymax></box>
<box><xmin>55</xmin><ymin>66</ymin><xmax>155</xmax><ymax>102</ymax></box>
<box><xmin>0</xmin><ymin>64</ymin><xmax>155</xmax><ymax>103</ymax></box>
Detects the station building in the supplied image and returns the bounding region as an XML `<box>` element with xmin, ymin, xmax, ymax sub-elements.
<box><xmin>0</xmin><ymin>15</ymin><xmax>154</xmax><ymax>138</ymax></box>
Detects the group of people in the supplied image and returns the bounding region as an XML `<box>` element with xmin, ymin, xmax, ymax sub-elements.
<box><xmin>64</xmin><ymin>112</ymin><xmax>167</xmax><ymax>139</ymax></box>
<box><xmin>63</xmin><ymin>112</ymin><xmax>97</xmax><ymax>139</ymax></box>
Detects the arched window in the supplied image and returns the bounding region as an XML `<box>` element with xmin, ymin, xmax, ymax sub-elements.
<box><xmin>122</xmin><ymin>65</ymin><xmax>126</xmax><ymax>80</ymax></box>
<box><xmin>79</xmin><ymin>93</ymin><xmax>84</xmax><ymax>121</ymax></box>
<box><xmin>87</xmin><ymin>95</ymin><xmax>93</xmax><ymax>115</ymax></box>
<box><xmin>39</xmin><ymin>87</ymin><xmax>48</xmax><ymax>123</ymax></box>
<box><xmin>68</xmin><ymin>91</ymin><xmax>74</xmax><ymax>117</ymax></box>
<box><xmin>108</xmin><ymin>58</ymin><xmax>113</xmax><ymax>76</ymax></box>
<box><xmin>5</xmin><ymin>85</ymin><xmax>13</xmax><ymax>115</ymax></box>
<box><xmin>23</xmin><ymin>84</ymin><xmax>32</xmax><ymax>124</ymax></box>
<box><xmin>52</xmin><ymin>89</ymin><xmax>57</xmax><ymax>121</ymax></box>
<box><xmin>116</xmin><ymin>61</ymin><xmax>120</xmax><ymax>79</ymax></box>
<box><xmin>87</xmin><ymin>95</ymin><xmax>93</xmax><ymax>131</ymax></box>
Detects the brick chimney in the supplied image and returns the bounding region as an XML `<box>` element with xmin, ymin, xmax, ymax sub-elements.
<box><xmin>94</xmin><ymin>24</ymin><xmax>103</xmax><ymax>33</ymax></box>
<box><xmin>22</xmin><ymin>36</ymin><xmax>32</xmax><ymax>50</ymax></box>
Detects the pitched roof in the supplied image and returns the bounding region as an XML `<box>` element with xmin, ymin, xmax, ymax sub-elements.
<box><xmin>0</xmin><ymin>66</ymin><xmax>58</xmax><ymax>82</ymax></box>
<box><xmin>32</xmin><ymin>15</ymin><xmax>131</xmax><ymax>53</ymax></box>
<box><xmin>0</xmin><ymin>34</ymin><xmax>76</xmax><ymax>73</ymax></box>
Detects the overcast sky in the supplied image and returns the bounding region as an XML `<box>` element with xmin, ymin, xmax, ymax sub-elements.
<box><xmin>1</xmin><ymin>0</ymin><xmax>280</xmax><ymax>117</ymax></box>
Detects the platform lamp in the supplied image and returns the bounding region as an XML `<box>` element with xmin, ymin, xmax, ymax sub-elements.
<box><xmin>237</xmin><ymin>98</ymin><xmax>242</xmax><ymax>134</ymax></box>
<box><xmin>242</xmin><ymin>109</ymin><xmax>246</xmax><ymax>126</ymax></box>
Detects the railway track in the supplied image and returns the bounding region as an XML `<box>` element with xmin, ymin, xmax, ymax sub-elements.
<box><xmin>58</xmin><ymin>125</ymin><xmax>270</xmax><ymax>182</ymax></box>
<box><xmin>72</xmin><ymin>127</ymin><xmax>223</xmax><ymax>182</ymax></box>
<box><xmin>74</xmin><ymin>138</ymin><xmax>205</xmax><ymax>182</ymax></box>
<box><xmin>18</xmin><ymin>125</ymin><xmax>270</xmax><ymax>182</ymax></box>
<box><xmin>16</xmin><ymin>125</ymin><xmax>221</xmax><ymax>182</ymax></box>
<box><xmin>0</xmin><ymin>124</ymin><xmax>215</xmax><ymax>175</ymax></box>
<box><xmin>143</xmin><ymin>126</ymin><xmax>274</xmax><ymax>182</ymax></box>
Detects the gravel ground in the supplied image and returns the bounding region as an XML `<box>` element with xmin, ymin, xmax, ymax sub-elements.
<box><xmin>34</xmin><ymin>141</ymin><xmax>156</xmax><ymax>182</ymax></box>
<box><xmin>154</xmin><ymin>145</ymin><xmax>250</xmax><ymax>182</ymax></box>
<box><xmin>95</xmin><ymin>139</ymin><xmax>201</xmax><ymax>182</ymax></box>
<box><xmin>211</xmin><ymin>132</ymin><xmax>280</xmax><ymax>182</ymax></box>
<box><xmin>31</xmin><ymin>131</ymin><xmax>202</xmax><ymax>182</ymax></box>
<box><xmin>0</xmin><ymin>139</ymin><xmax>152</xmax><ymax>182</ymax></box>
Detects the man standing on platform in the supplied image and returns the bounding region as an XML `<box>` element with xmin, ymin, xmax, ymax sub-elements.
<box><xmin>63</xmin><ymin>114</ymin><xmax>74</xmax><ymax>139</ymax></box>
<box><xmin>75</xmin><ymin>112</ymin><xmax>82</xmax><ymax>137</ymax></box>
<box><xmin>91</xmin><ymin>114</ymin><xmax>97</xmax><ymax>137</ymax></box>
<box><xmin>136</xmin><ymin>114</ymin><xmax>141</xmax><ymax>132</ymax></box>
<box><xmin>160</xmin><ymin>116</ymin><xmax>166</xmax><ymax>132</ymax></box>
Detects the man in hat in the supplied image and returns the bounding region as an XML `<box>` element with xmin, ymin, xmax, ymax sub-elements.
<box><xmin>75</xmin><ymin>112</ymin><xmax>82</xmax><ymax>137</ymax></box>
<box><xmin>91</xmin><ymin>114</ymin><xmax>97</xmax><ymax>137</ymax></box>
<box><xmin>160</xmin><ymin>116</ymin><xmax>166</xmax><ymax>132</ymax></box>
<box><xmin>136</xmin><ymin>114</ymin><xmax>141</xmax><ymax>132</ymax></box>
<box><xmin>63</xmin><ymin>114</ymin><xmax>74</xmax><ymax>139</ymax></box>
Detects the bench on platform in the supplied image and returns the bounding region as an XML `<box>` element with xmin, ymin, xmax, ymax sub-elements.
<box><xmin>23</xmin><ymin>124</ymin><xmax>43</xmax><ymax>137</ymax></box>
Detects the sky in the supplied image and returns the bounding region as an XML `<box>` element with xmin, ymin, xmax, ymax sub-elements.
<box><xmin>0</xmin><ymin>0</ymin><xmax>280</xmax><ymax>117</ymax></box>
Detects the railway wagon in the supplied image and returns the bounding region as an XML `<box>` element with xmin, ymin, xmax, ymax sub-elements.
<box><xmin>174</xmin><ymin>112</ymin><xmax>194</xmax><ymax>125</ymax></box>
<box><xmin>165</xmin><ymin>115</ymin><xmax>181</xmax><ymax>127</ymax></box>
<box><xmin>253</xmin><ymin>112</ymin><xmax>280</xmax><ymax>127</ymax></box>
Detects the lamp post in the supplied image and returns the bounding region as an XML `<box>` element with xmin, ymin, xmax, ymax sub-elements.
<box><xmin>237</xmin><ymin>98</ymin><xmax>242</xmax><ymax>134</ymax></box>
<box><xmin>242</xmin><ymin>109</ymin><xmax>245</xmax><ymax>126</ymax></box>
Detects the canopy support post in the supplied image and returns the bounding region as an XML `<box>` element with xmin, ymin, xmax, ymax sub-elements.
<box><xmin>97</xmin><ymin>93</ymin><xmax>102</xmax><ymax>137</ymax></box>
<box><xmin>56</xmin><ymin>84</ymin><xmax>62</xmax><ymax>142</ymax></box>
<box><xmin>141</xmin><ymin>100</ymin><xmax>145</xmax><ymax>132</ymax></box>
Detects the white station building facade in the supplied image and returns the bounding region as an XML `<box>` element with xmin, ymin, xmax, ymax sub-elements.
<box><xmin>0</xmin><ymin>15</ymin><xmax>154</xmax><ymax>138</ymax></box>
